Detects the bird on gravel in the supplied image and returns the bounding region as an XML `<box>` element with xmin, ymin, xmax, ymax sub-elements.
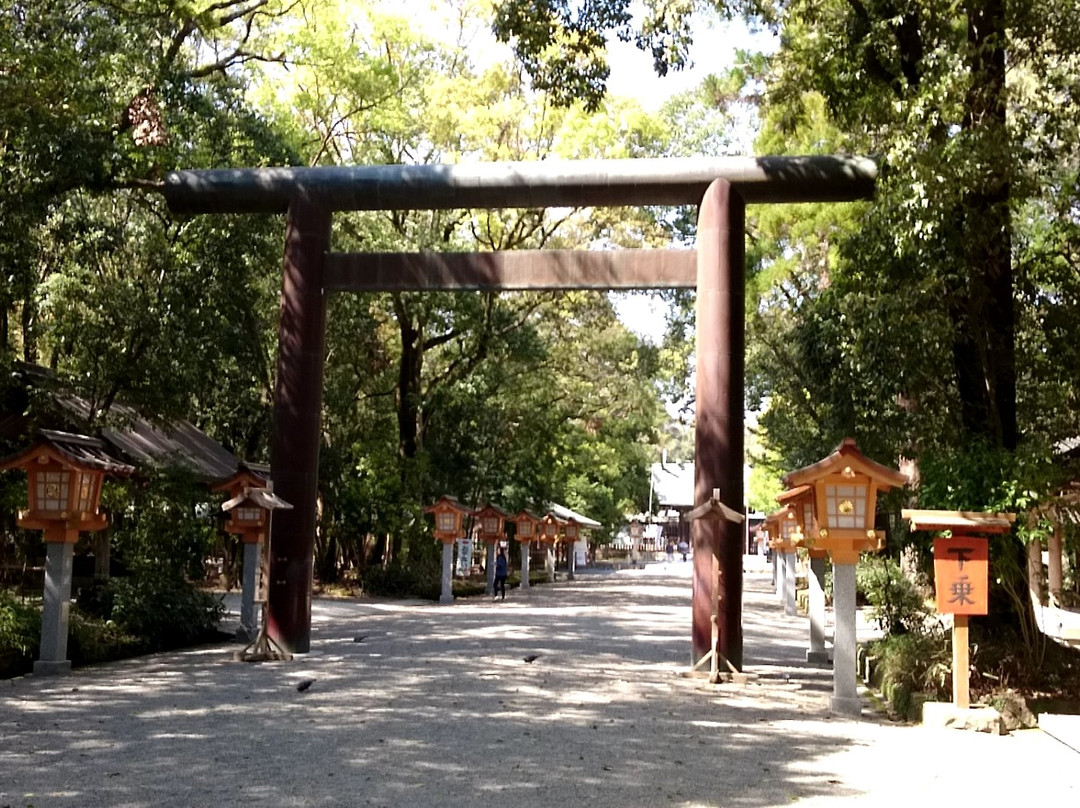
<box><xmin>353</xmin><ymin>635</ymin><xmax>367</xmax><ymax>643</ymax></box>
<box><xmin>523</xmin><ymin>654</ymin><xmax>540</xmax><ymax>663</ymax></box>
<box><xmin>296</xmin><ymin>678</ymin><xmax>316</xmax><ymax>692</ymax></box>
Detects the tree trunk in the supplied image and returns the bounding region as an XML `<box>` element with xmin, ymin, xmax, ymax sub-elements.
<box><xmin>957</xmin><ymin>0</ymin><xmax>1015</xmax><ymax>451</ymax></box>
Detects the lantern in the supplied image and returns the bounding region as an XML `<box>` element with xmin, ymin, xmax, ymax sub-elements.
<box><xmin>424</xmin><ymin>496</ymin><xmax>472</xmax><ymax>543</ymax></box>
<box><xmin>781</xmin><ymin>438</ymin><xmax>908</xmax><ymax>564</ymax></box>
<box><xmin>513</xmin><ymin>510</ymin><xmax>539</xmax><ymax>541</ymax></box>
<box><xmin>0</xmin><ymin>430</ymin><xmax>133</xmax><ymax>674</ymax></box>
<box><xmin>473</xmin><ymin>503</ymin><xmax>509</xmax><ymax>543</ymax></box>
<box><xmin>425</xmin><ymin>496</ymin><xmax>474</xmax><ymax>605</ymax></box>
<box><xmin>782</xmin><ymin>438</ymin><xmax>907</xmax><ymax>715</ymax></box>
<box><xmin>540</xmin><ymin>512</ymin><xmax>564</xmax><ymax>542</ymax></box>
<box><xmin>1</xmin><ymin>430</ymin><xmax>131</xmax><ymax>541</ymax></box>
<box><xmin>213</xmin><ymin>465</ymin><xmax>280</xmax><ymax>543</ymax></box>
<box><xmin>563</xmin><ymin>518</ymin><xmax>579</xmax><ymax>542</ymax></box>
<box><xmin>629</xmin><ymin>519</ymin><xmax>643</xmax><ymax>544</ymax></box>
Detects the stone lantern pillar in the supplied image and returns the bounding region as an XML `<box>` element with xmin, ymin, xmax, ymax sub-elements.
<box><xmin>513</xmin><ymin>511</ymin><xmax>541</xmax><ymax>590</ymax></box>
<box><xmin>474</xmin><ymin>503</ymin><xmax>509</xmax><ymax>596</ymax></box>
<box><xmin>539</xmin><ymin>513</ymin><xmax>563</xmax><ymax>582</ymax></box>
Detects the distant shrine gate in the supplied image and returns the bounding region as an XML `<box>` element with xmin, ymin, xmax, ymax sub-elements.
<box><xmin>163</xmin><ymin>157</ymin><xmax>877</xmax><ymax>669</ymax></box>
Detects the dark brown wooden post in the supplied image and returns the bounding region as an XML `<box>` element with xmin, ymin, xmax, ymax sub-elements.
<box><xmin>267</xmin><ymin>192</ymin><xmax>330</xmax><ymax>654</ymax></box>
<box><xmin>693</xmin><ymin>178</ymin><xmax>745</xmax><ymax>670</ymax></box>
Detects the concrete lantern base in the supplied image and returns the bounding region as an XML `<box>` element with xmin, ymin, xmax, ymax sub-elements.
<box><xmin>829</xmin><ymin>695</ymin><xmax>863</xmax><ymax>716</ymax></box>
<box><xmin>33</xmin><ymin>659</ymin><xmax>72</xmax><ymax>676</ymax></box>
<box><xmin>806</xmin><ymin>649</ymin><xmax>831</xmax><ymax>666</ymax></box>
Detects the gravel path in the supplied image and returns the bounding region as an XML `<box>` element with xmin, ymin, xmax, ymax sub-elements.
<box><xmin>2</xmin><ymin>562</ymin><xmax>1077</xmax><ymax>807</ymax></box>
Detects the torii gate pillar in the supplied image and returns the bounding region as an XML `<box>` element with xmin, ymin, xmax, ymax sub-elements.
<box><xmin>266</xmin><ymin>192</ymin><xmax>330</xmax><ymax>654</ymax></box>
<box><xmin>692</xmin><ymin>179</ymin><xmax>745</xmax><ymax>670</ymax></box>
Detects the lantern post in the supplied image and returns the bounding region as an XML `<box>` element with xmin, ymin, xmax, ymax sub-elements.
<box><xmin>778</xmin><ymin>483</ymin><xmax>829</xmax><ymax>664</ymax></box>
<box><xmin>562</xmin><ymin>518</ymin><xmax>580</xmax><ymax>580</ymax></box>
<box><xmin>0</xmin><ymin>431</ymin><xmax>133</xmax><ymax>675</ymax></box>
<box><xmin>539</xmin><ymin>513</ymin><xmax>564</xmax><ymax>582</ymax></box>
<box><xmin>473</xmin><ymin>504</ymin><xmax>509</xmax><ymax>596</ymax></box>
<box><xmin>783</xmin><ymin>438</ymin><xmax>907</xmax><ymax>715</ymax></box>
<box><xmin>628</xmin><ymin>519</ymin><xmax>643</xmax><ymax>569</ymax></box>
<box><xmin>513</xmin><ymin>511</ymin><xmax>540</xmax><ymax>589</ymax></box>
<box><xmin>215</xmin><ymin>467</ymin><xmax>292</xmax><ymax>642</ymax></box>
<box><xmin>425</xmin><ymin>497</ymin><xmax>472</xmax><ymax>604</ymax></box>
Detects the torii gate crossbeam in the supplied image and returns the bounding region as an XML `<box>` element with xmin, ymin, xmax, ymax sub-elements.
<box><xmin>162</xmin><ymin>156</ymin><xmax>876</xmax><ymax>666</ymax></box>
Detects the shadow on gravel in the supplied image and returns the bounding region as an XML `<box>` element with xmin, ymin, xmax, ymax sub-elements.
<box><xmin>2</xmin><ymin>568</ymin><xmax>880</xmax><ymax>808</ymax></box>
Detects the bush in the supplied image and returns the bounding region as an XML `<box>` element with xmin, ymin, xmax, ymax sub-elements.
<box><xmin>865</xmin><ymin>626</ymin><xmax>952</xmax><ymax>719</ymax></box>
<box><xmin>108</xmin><ymin>572</ymin><xmax>225</xmax><ymax>651</ymax></box>
<box><xmin>857</xmin><ymin>555</ymin><xmax>931</xmax><ymax>635</ymax></box>
<box><xmin>362</xmin><ymin>559</ymin><xmax>441</xmax><ymax>600</ymax></box>
<box><xmin>0</xmin><ymin>589</ymin><xmax>41</xmax><ymax>677</ymax></box>
<box><xmin>68</xmin><ymin>611</ymin><xmax>143</xmax><ymax>666</ymax></box>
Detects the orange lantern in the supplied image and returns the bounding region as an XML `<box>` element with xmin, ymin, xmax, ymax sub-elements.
<box><xmin>473</xmin><ymin>503</ymin><xmax>509</xmax><ymax>543</ymax></box>
<box><xmin>425</xmin><ymin>496</ymin><xmax>472</xmax><ymax>543</ymax></box>
<box><xmin>213</xmin><ymin>465</ymin><xmax>289</xmax><ymax>544</ymax></box>
<box><xmin>782</xmin><ymin>438</ymin><xmax>908</xmax><ymax>564</ymax></box>
<box><xmin>513</xmin><ymin>510</ymin><xmax>540</xmax><ymax>543</ymax></box>
<box><xmin>540</xmin><ymin>512</ymin><xmax>564</xmax><ymax>543</ymax></box>
<box><xmin>1</xmin><ymin>430</ymin><xmax>133</xmax><ymax>542</ymax></box>
<box><xmin>1</xmin><ymin>430</ymin><xmax>133</xmax><ymax>674</ymax></box>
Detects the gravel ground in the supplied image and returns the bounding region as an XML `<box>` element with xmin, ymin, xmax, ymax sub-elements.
<box><xmin>2</xmin><ymin>561</ymin><xmax>1077</xmax><ymax>808</ymax></box>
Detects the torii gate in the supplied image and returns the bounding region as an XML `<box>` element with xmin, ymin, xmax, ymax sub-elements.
<box><xmin>163</xmin><ymin>156</ymin><xmax>876</xmax><ymax>668</ymax></box>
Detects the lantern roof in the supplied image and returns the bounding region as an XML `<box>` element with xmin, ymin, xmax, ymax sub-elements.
<box><xmin>513</xmin><ymin>509</ymin><xmax>542</xmax><ymax>524</ymax></box>
<box><xmin>545</xmin><ymin>501</ymin><xmax>601</xmax><ymax>529</ymax></box>
<box><xmin>211</xmin><ymin>462</ymin><xmax>271</xmax><ymax>493</ymax></box>
<box><xmin>473</xmin><ymin>502</ymin><xmax>511</xmax><ymax>520</ymax></box>
<box><xmin>423</xmin><ymin>495</ymin><xmax>472</xmax><ymax>515</ymax></box>
<box><xmin>222</xmin><ymin>487</ymin><xmax>293</xmax><ymax>512</ymax></box>
<box><xmin>0</xmin><ymin>429</ymin><xmax>134</xmax><ymax>475</ymax></box>
<box><xmin>782</xmin><ymin>438</ymin><xmax>908</xmax><ymax>490</ymax></box>
<box><xmin>776</xmin><ymin>483</ymin><xmax>814</xmax><ymax>504</ymax></box>
<box><xmin>902</xmin><ymin>509</ymin><xmax>1015</xmax><ymax>534</ymax></box>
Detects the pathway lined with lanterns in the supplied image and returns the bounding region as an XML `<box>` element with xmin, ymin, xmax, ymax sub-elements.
<box><xmin>3</xmin><ymin>561</ymin><xmax>1077</xmax><ymax>807</ymax></box>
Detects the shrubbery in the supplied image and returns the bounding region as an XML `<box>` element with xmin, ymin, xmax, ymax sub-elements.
<box><xmin>856</xmin><ymin>555</ymin><xmax>931</xmax><ymax>635</ymax></box>
<box><xmin>106</xmin><ymin>573</ymin><xmax>225</xmax><ymax>651</ymax></box>
<box><xmin>362</xmin><ymin>559</ymin><xmax>441</xmax><ymax>600</ymax></box>
<box><xmin>864</xmin><ymin>628</ymin><xmax>952</xmax><ymax>719</ymax></box>
<box><xmin>0</xmin><ymin>589</ymin><xmax>40</xmax><ymax>674</ymax></box>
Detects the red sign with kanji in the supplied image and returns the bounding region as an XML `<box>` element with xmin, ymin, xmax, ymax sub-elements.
<box><xmin>933</xmin><ymin>537</ymin><xmax>989</xmax><ymax>615</ymax></box>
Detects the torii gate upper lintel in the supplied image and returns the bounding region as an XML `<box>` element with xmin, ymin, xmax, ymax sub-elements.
<box><xmin>160</xmin><ymin>156</ymin><xmax>877</xmax><ymax>663</ymax></box>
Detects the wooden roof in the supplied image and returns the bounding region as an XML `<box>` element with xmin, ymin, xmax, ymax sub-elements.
<box><xmin>902</xmin><ymin>509</ymin><xmax>1015</xmax><ymax>534</ymax></box>
<box><xmin>783</xmin><ymin>438</ymin><xmax>908</xmax><ymax>490</ymax></box>
<box><xmin>2</xmin><ymin>364</ymin><xmax>245</xmax><ymax>483</ymax></box>
<box><xmin>0</xmin><ymin>429</ymin><xmax>134</xmax><ymax>475</ymax></box>
<box><xmin>424</xmin><ymin>495</ymin><xmax>471</xmax><ymax>514</ymax></box>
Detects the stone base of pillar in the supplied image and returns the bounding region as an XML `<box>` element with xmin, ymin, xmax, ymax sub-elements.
<box><xmin>33</xmin><ymin>659</ymin><xmax>72</xmax><ymax>676</ymax></box>
<box><xmin>829</xmin><ymin>695</ymin><xmax>862</xmax><ymax>716</ymax></box>
<box><xmin>806</xmin><ymin>649</ymin><xmax>831</xmax><ymax>665</ymax></box>
<box><xmin>236</xmin><ymin>624</ymin><xmax>258</xmax><ymax>642</ymax></box>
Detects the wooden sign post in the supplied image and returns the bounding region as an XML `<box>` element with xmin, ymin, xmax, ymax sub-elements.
<box><xmin>903</xmin><ymin>510</ymin><xmax>1014</xmax><ymax>710</ymax></box>
<box><xmin>933</xmin><ymin>536</ymin><xmax>989</xmax><ymax>707</ymax></box>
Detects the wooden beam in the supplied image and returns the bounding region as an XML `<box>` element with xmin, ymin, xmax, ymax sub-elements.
<box><xmin>323</xmin><ymin>249</ymin><xmax>697</xmax><ymax>292</ymax></box>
